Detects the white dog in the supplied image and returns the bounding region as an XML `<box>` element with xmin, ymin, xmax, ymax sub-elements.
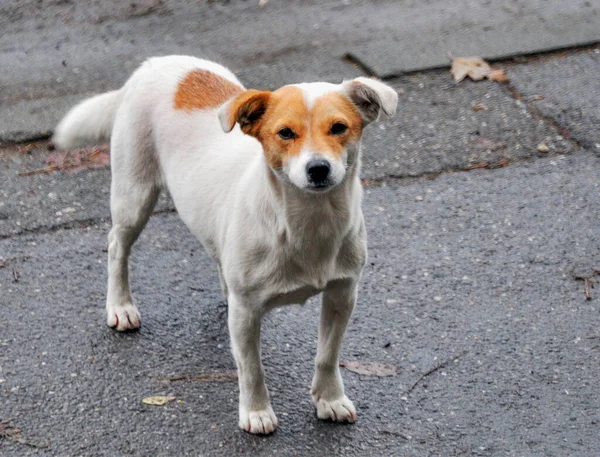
<box><xmin>53</xmin><ymin>55</ymin><xmax>397</xmax><ymax>434</ymax></box>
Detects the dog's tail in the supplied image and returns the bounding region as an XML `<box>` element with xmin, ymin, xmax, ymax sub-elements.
<box><xmin>52</xmin><ymin>89</ymin><xmax>123</xmax><ymax>150</ymax></box>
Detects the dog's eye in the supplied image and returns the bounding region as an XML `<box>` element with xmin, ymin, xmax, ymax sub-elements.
<box><xmin>330</xmin><ymin>122</ymin><xmax>348</xmax><ymax>135</ymax></box>
<box><xmin>278</xmin><ymin>127</ymin><xmax>296</xmax><ymax>140</ymax></box>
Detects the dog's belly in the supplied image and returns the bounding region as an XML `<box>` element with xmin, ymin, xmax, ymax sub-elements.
<box><xmin>266</xmin><ymin>284</ymin><xmax>323</xmax><ymax>307</ymax></box>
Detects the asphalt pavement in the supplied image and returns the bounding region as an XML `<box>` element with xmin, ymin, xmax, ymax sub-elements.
<box><xmin>1</xmin><ymin>1</ymin><xmax>599</xmax><ymax>456</ymax></box>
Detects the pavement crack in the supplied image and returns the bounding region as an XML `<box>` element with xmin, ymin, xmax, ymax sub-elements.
<box><xmin>362</xmin><ymin>157</ymin><xmax>528</xmax><ymax>187</ymax></box>
<box><xmin>342</xmin><ymin>53</ymin><xmax>378</xmax><ymax>77</ymax></box>
<box><xmin>502</xmin><ymin>83</ymin><xmax>583</xmax><ymax>151</ymax></box>
<box><xmin>0</xmin><ymin>208</ymin><xmax>176</xmax><ymax>240</ymax></box>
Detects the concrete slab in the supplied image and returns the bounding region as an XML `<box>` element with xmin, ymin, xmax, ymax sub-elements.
<box><xmin>0</xmin><ymin>95</ymin><xmax>90</xmax><ymax>145</ymax></box>
<box><xmin>2</xmin><ymin>0</ymin><xmax>600</xmax><ymax>142</ymax></box>
<box><xmin>1</xmin><ymin>150</ymin><xmax>599</xmax><ymax>456</ymax></box>
<box><xmin>346</xmin><ymin>0</ymin><xmax>600</xmax><ymax>78</ymax></box>
<box><xmin>507</xmin><ymin>48</ymin><xmax>600</xmax><ymax>151</ymax></box>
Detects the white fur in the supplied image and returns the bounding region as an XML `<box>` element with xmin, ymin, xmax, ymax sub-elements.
<box><xmin>345</xmin><ymin>77</ymin><xmax>398</xmax><ymax>117</ymax></box>
<box><xmin>53</xmin><ymin>90</ymin><xmax>123</xmax><ymax>150</ymax></box>
<box><xmin>53</xmin><ymin>55</ymin><xmax>397</xmax><ymax>434</ymax></box>
<box><xmin>286</xmin><ymin>148</ymin><xmax>348</xmax><ymax>190</ymax></box>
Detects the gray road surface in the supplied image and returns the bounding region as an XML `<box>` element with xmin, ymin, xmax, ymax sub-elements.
<box><xmin>1</xmin><ymin>1</ymin><xmax>600</xmax><ymax>456</ymax></box>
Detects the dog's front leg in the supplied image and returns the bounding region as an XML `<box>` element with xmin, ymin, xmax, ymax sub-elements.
<box><xmin>311</xmin><ymin>279</ymin><xmax>357</xmax><ymax>423</ymax></box>
<box><xmin>228</xmin><ymin>295</ymin><xmax>277</xmax><ymax>434</ymax></box>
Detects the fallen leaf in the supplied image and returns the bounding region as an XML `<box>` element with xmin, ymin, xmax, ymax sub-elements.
<box><xmin>450</xmin><ymin>55</ymin><xmax>509</xmax><ymax>84</ymax></box>
<box><xmin>486</xmin><ymin>69</ymin><xmax>509</xmax><ymax>83</ymax></box>
<box><xmin>341</xmin><ymin>361</ymin><xmax>397</xmax><ymax>377</ymax></box>
<box><xmin>141</xmin><ymin>395</ymin><xmax>175</xmax><ymax>406</ymax></box>
<box><xmin>450</xmin><ymin>56</ymin><xmax>490</xmax><ymax>83</ymax></box>
<box><xmin>19</xmin><ymin>145</ymin><xmax>110</xmax><ymax>177</ymax></box>
<box><xmin>472</xmin><ymin>103</ymin><xmax>487</xmax><ymax>111</ymax></box>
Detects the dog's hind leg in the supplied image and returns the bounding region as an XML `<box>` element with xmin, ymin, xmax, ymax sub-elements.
<box><xmin>311</xmin><ymin>279</ymin><xmax>357</xmax><ymax>423</ymax></box>
<box><xmin>105</xmin><ymin>118</ymin><xmax>161</xmax><ymax>331</ymax></box>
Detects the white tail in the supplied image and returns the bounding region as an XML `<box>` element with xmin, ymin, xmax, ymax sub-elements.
<box><xmin>52</xmin><ymin>90</ymin><xmax>123</xmax><ymax>150</ymax></box>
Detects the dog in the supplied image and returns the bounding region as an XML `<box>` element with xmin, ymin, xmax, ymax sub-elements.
<box><xmin>53</xmin><ymin>55</ymin><xmax>397</xmax><ymax>434</ymax></box>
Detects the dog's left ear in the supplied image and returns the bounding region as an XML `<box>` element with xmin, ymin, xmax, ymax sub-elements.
<box><xmin>342</xmin><ymin>77</ymin><xmax>398</xmax><ymax>125</ymax></box>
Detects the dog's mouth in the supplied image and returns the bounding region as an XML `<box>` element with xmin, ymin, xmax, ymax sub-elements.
<box><xmin>306</xmin><ymin>179</ymin><xmax>334</xmax><ymax>192</ymax></box>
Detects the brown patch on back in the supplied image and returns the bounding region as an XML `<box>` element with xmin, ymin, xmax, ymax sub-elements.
<box><xmin>174</xmin><ymin>69</ymin><xmax>243</xmax><ymax>111</ymax></box>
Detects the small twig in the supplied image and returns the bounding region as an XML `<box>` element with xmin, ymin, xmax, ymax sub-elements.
<box><xmin>378</xmin><ymin>430</ymin><xmax>410</xmax><ymax>440</ymax></box>
<box><xmin>12</xmin><ymin>266</ymin><xmax>19</xmax><ymax>282</ymax></box>
<box><xmin>152</xmin><ymin>371</ymin><xmax>237</xmax><ymax>383</ymax></box>
<box><xmin>572</xmin><ymin>269</ymin><xmax>600</xmax><ymax>300</ymax></box>
<box><xmin>87</xmin><ymin>148</ymin><xmax>101</xmax><ymax>160</ymax></box>
<box><xmin>17</xmin><ymin>144</ymin><xmax>35</xmax><ymax>154</ymax></box>
<box><xmin>584</xmin><ymin>278</ymin><xmax>593</xmax><ymax>301</ymax></box>
<box><xmin>406</xmin><ymin>351</ymin><xmax>468</xmax><ymax>394</ymax></box>
<box><xmin>18</xmin><ymin>165</ymin><xmax>57</xmax><ymax>177</ymax></box>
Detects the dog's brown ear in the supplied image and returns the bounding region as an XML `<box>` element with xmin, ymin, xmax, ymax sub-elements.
<box><xmin>219</xmin><ymin>90</ymin><xmax>271</xmax><ymax>136</ymax></box>
<box><xmin>342</xmin><ymin>77</ymin><xmax>398</xmax><ymax>125</ymax></box>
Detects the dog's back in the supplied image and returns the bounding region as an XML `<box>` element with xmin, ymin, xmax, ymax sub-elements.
<box><xmin>54</xmin><ymin>56</ymin><xmax>263</xmax><ymax>245</ymax></box>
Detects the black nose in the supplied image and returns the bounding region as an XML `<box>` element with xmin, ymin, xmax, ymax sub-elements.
<box><xmin>306</xmin><ymin>159</ymin><xmax>331</xmax><ymax>184</ymax></box>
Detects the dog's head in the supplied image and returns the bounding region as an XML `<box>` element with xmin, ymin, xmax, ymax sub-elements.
<box><xmin>218</xmin><ymin>78</ymin><xmax>397</xmax><ymax>192</ymax></box>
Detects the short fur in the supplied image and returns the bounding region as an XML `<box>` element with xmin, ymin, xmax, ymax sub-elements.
<box><xmin>53</xmin><ymin>55</ymin><xmax>398</xmax><ymax>434</ymax></box>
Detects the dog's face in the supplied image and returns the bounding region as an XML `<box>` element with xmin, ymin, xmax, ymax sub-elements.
<box><xmin>219</xmin><ymin>78</ymin><xmax>398</xmax><ymax>191</ymax></box>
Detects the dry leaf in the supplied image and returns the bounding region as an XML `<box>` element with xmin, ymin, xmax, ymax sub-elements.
<box><xmin>450</xmin><ymin>55</ymin><xmax>509</xmax><ymax>84</ymax></box>
<box><xmin>472</xmin><ymin>103</ymin><xmax>487</xmax><ymax>111</ymax></box>
<box><xmin>450</xmin><ymin>56</ymin><xmax>490</xmax><ymax>83</ymax></box>
<box><xmin>19</xmin><ymin>145</ymin><xmax>110</xmax><ymax>177</ymax></box>
<box><xmin>141</xmin><ymin>395</ymin><xmax>175</xmax><ymax>406</ymax></box>
<box><xmin>487</xmin><ymin>69</ymin><xmax>509</xmax><ymax>83</ymax></box>
<box><xmin>341</xmin><ymin>361</ymin><xmax>397</xmax><ymax>377</ymax></box>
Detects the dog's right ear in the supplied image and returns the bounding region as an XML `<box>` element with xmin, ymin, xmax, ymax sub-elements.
<box><xmin>218</xmin><ymin>90</ymin><xmax>271</xmax><ymax>137</ymax></box>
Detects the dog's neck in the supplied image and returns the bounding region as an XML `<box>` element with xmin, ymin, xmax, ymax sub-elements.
<box><xmin>261</xmin><ymin>152</ymin><xmax>362</xmax><ymax>247</ymax></box>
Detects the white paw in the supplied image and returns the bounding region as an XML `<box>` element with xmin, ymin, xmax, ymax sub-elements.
<box><xmin>313</xmin><ymin>395</ymin><xmax>357</xmax><ymax>423</ymax></box>
<box><xmin>239</xmin><ymin>405</ymin><xmax>278</xmax><ymax>434</ymax></box>
<box><xmin>106</xmin><ymin>303</ymin><xmax>141</xmax><ymax>331</ymax></box>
